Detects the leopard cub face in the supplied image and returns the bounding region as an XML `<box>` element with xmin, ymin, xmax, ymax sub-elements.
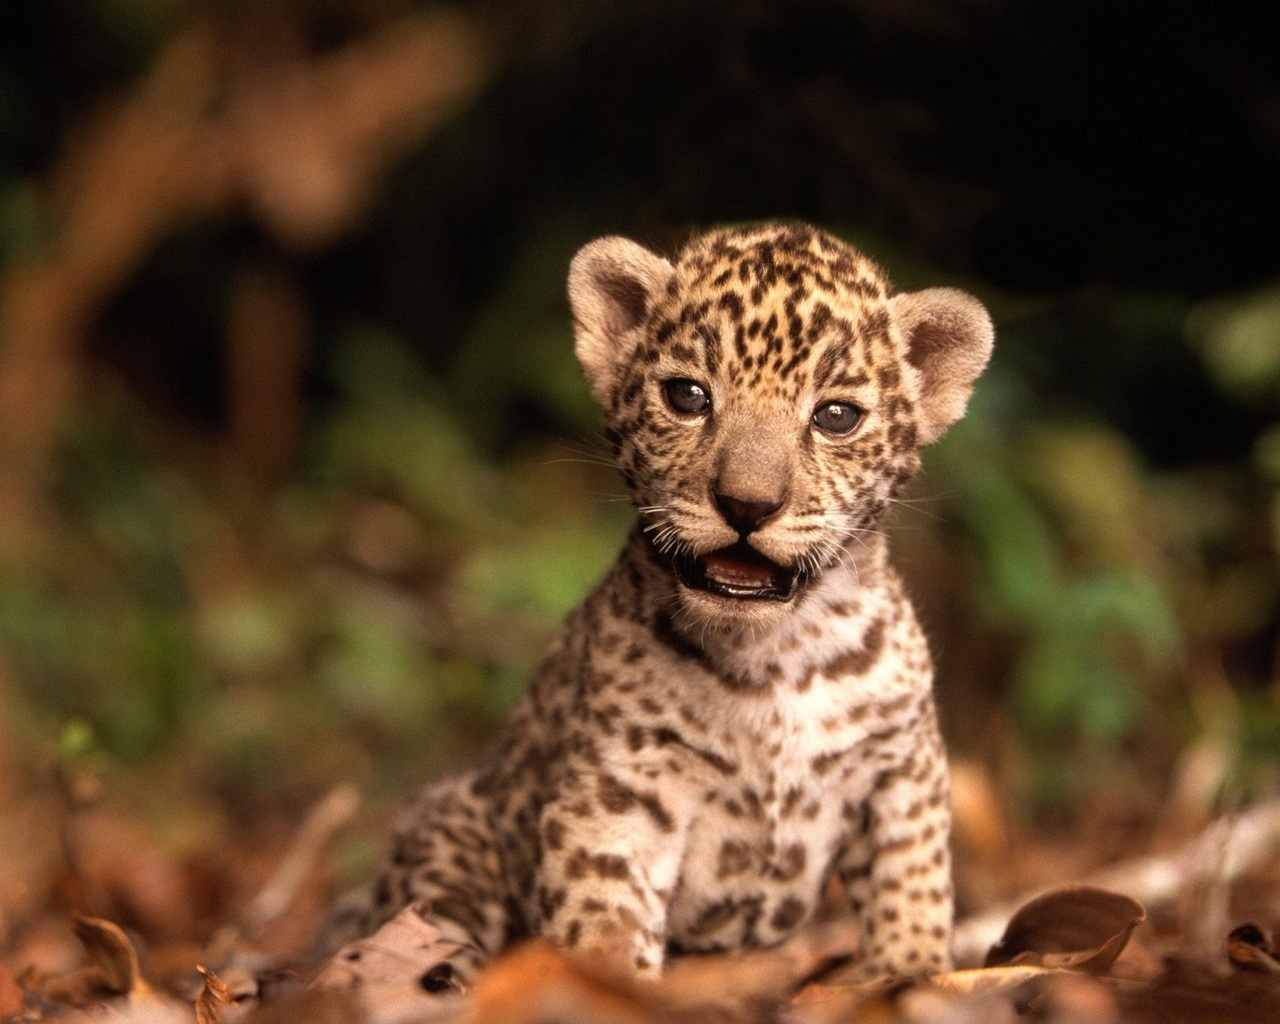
<box><xmin>570</xmin><ymin>222</ymin><xmax>992</xmax><ymax>629</ymax></box>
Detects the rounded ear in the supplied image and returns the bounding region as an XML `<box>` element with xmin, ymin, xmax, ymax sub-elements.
<box><xmin>891</xmin><ymin>287</ymin><xmax>994</xmax><ymax>444</ymax></box>
<box><xmin>568</xmin><ymin>237</ymin><xmax>673</xmax><ymax>406</ymax></box>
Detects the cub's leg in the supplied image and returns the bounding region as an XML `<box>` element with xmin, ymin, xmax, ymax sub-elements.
<box><xmin>534</xmin><ymin>767</ymin><xmax>687</xmax><ymax>975</ymax></box>
<box><xmin>337</xmin><ymin>772</ymin><xmax>513</xmax><ymax>983</ymax></box>
<box><xmin>837</xmin><ymin>751</ymin><xmax>953</xmax><ymax>979</ymax></box>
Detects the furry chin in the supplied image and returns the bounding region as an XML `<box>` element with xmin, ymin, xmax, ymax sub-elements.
<box><xmin>674</xmin><ymin>581</ymin><xmax>798</xmax><ymax>633</ymax></box>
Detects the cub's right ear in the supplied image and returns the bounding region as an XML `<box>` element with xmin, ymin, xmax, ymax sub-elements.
<box><xmin>568</xmin><ymin>237</ymin><xmax>673</xmax><ymax>407</ymax></box>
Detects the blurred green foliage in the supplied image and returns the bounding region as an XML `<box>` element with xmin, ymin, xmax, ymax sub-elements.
<box><xmin>0</xmin><ymin>311</ymin><xmax>635</xmax><ymax>807</ymax></box>
<box><xmin>922</xmin><ymin>285</ymin><xmax>1280</xmax><ymax>811</ymax></box>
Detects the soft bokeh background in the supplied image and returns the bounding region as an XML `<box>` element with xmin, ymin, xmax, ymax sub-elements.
<box><xmin>1</xmin><ymin>0</ymin><xmax>1278</xmax><ymax>939</ymax></box>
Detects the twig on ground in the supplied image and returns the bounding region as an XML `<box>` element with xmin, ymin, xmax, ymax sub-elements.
<box><xmin>244</xmin><ymin>783</ymin><xmax>361</xmax><ymax>933</ymax></box>
<box><xmin>207</xmin><ymin>782</ymin><xmax>360</xmax><ymax>964</ymax></box>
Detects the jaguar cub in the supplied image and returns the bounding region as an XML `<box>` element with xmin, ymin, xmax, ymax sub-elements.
<box><xmin>335</xmin><ymin>222</ymin><xmax>993</xmax><ymax>981</ymax></box>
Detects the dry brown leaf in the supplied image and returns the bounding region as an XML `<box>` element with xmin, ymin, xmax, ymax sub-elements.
<box><xmin>0</xmin><ymin>961</ymin><xmax>24</xmax><ymax>1019</ymax></box>
<box><xmin>931</xmin><ymin>964</ymin><xmax>1064</xmax><ymax>997</ymax></box>
<box><xmin>1226</xmin><ymin>923</ymin><xmax>1280</xmax><ymax>973</ymax></box>
<box><xmin>477</xmin><ymin>927</ymin><xmax>855</xmax><ymax>1024</ymax></box>
<box><xmin>238</xmin><ymin>987</ymin><xmax>365</xmax><ymax>1024</ymax></box>
<box><xmin>463</xmin><ymin>920</ymin><xmax>859</xmax><ymax>1024</ymax></box>
<box><xmin>659</xmin><ymin>917</ymin><xmax>858</xmax><ymax>1019</ymax></box>
<box><xmin>74</xmin><ymin>914</ymin><xmax>150</xmax><ymax>996</ymax></box>
<box><xmin>311</xmin><ymin>904</ymin><xmax>472</xmax><ymax>1022</ymax></box>
<box><xmin>51</xmin><ymin>1002</ymin><xmax>194</xmax><ymax>1024</ymax></box>
<box><xmin>39</xmin><ymin>914</ymin><xmax>154</xmax><ymax>1006</ymax></box>
<box><xmin>1118</xmin><ymin>959</ymin><xmax>1280</xmax><ymax>1024</ymax></box>
<box><xmin>311</xmin><ymin>904</ymin><xmax>472</xmax><ymax>993</ymax></box>
<box><xmin>984</xmin><ymin>886</ymin><xmax>1145</xmax><ymax>974</ymax></box>
<box><xmin>790</xmin><ymin>979</ymin><xmax>895</xmax><ymax>1024</ymax></box>
<box><xmin>916</xmin><ymin>966</ymin><xmax>1121</xmax><ymax>1023</ymax></box>
<box><xmin>794</xmin><ymin>971</ymin><xmax>1026</xmax><ymax>1024</ymax></box>
<box><xmin>462</xmin><ymin>940</ymin><xmax>653</xmax><ymax>1024</ymax></box>
<box><xmin>197</xmin><ymin>964</ymin><xmax>232</xmax><ymax>1024</ymax></box>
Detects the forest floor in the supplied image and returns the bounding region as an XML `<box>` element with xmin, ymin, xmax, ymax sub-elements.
<box><xmin>2</xmin><ymin>750</ymin><xmax>1279</xmax><ymax>1024</ymax></box>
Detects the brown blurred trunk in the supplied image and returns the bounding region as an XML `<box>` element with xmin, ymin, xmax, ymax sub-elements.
<box><xmin>226</xmin><ymin>263</ymin><xmax>310</xmax><ymax>486</ymax></box>
<box><xmin>0</xmin><ymin>11</ymin><xmax>490</xmax><ymax>560</ymax></box>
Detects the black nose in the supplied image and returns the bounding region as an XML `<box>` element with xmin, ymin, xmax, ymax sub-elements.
<box><xmin>713</xmin><ymin>490</ymin><xmax>787</xmax><ymax>535</ymax></box>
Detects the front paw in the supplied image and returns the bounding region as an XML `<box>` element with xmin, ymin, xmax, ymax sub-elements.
<box><xmin>549</xmin><ymin>910</ymin><xmax>664</xmax><ymax>976</ymax></box>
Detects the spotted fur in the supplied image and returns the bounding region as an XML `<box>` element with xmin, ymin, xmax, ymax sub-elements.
<box><xmin>327</xmin><ymin>222</ymin><xmax>993</xmax><ymax>981</ymax></box>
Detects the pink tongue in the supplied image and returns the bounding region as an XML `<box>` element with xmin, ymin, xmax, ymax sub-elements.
<box><xmin>703</xmin><ymin>549</ymin><xmax>774</xmax><ymax>587</ymax></box>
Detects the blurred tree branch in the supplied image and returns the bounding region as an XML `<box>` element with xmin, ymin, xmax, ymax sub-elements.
<box><xmin>0</xmin><ymin>7</ymin><xmax>492</xmax><ymax>559</ymax></box>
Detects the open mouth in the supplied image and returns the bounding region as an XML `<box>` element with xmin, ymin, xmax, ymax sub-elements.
<box><xmin>672</xmin><ymin>541</ymin><xmax>803</xmax><ymax>602</ymax></box>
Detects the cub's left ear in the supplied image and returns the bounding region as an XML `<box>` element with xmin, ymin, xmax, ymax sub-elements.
<box><xmin>891</xmin><ymin>287</ymin><xmax>994</xmax><ymax>444</ymax></box>
<box><xmin>568</xmin><ymin>236</ymin><xmax>673</xmax><ymax>407</ymax></box>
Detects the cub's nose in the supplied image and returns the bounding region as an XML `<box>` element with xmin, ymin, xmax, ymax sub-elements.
<box><xmin>712</xmin><ymin>489</ymin><xmax>788</xmax><ymax>536</ymax></box>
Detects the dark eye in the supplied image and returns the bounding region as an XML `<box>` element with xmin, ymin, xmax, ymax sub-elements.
<box><xmin>663</xmin><ymin>378</ymin><xmax>711</xmax><ymax>415</ymax></box>
<box><xmin>813</xmin><ymin>401</ymin><xmax>863</xmax><ymax>436</ymax></box>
